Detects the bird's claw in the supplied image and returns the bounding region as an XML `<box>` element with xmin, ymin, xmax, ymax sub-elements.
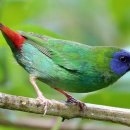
<box><xmin>66</xmin><ymin>97</ymin><xmax>86</xmax><ymax>111</ymax></box>
<box><xmin>37</xmin><ymin>96</ymin><xmax>52</xmax><ymax>116</ymax></box>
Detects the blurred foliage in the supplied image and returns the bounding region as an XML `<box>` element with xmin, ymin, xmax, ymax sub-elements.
<box><xmin>0</xmin><ymin>0</ymin><xmax>46</xmax><ymax>26</ymax></box>
<box><xmin>0</xmin><ymin>0</ymin><xmax>130</xmax><ymax>129</ymax></box>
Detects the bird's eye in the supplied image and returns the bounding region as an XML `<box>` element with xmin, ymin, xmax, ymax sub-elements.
<box><xmin>119</xmin><ymin>56</ymin><xmax>127</xmax><ymax>62</ymax></box>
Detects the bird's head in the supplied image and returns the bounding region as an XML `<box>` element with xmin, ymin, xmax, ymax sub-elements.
<box><xmin>110</xmin><ymin>50</ymin><xmax>130</xmax><ymax>75</ymax></box>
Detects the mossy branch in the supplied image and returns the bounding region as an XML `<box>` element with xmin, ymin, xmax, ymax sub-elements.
<box><xmin>0</xmin><ymin>92</ymin><xmax>130</xmax><ymax>126</ymax></box>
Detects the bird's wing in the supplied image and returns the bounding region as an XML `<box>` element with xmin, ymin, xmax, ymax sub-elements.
<box><xmin>19</xmin><ymin>31</ymin><xmax>91</xmax><ymax>73</ymax></box>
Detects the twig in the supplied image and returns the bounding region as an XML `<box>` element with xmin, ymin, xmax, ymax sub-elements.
<box><xmin>0</xmin><ymin>92</ymin><xmax>130</xmax><ymax>126</ymax></box>
<box><xmin>0</xmin><ymin>117</ymin><xmax>129</xmax><ymax>130</ymax></box>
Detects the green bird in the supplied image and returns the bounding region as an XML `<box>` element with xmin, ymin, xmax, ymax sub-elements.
<box><xmin>0</xmin><ymin>23</ymin><xmax>130</xmax><ymax>112</ymax></box>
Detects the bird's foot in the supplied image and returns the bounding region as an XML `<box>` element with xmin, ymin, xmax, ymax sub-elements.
<box><xmin>53</xmin><ymin>87</ymin><xmax>86</xmax><ymax>111</ymax></box>
<box><xmin>37</xmin><ymin>96</ymin><xmax>52</xmax><ymax>116</ymax></box>
<box><xmin>66</xmin><ymin>97</ymin><xmax>86</xmax><ymax>111</ymax></box>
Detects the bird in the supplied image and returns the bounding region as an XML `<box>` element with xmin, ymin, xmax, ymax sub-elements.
<box><xmin>0</xmin><ymin>23</ymin><xmax>130</xmax><ymax>113</ymax></box>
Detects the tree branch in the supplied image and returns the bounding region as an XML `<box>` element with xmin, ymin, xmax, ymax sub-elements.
<box><xmin>0</xmin><ymin>92</ymin><xmax>130</xmax><ymax>126</ymax></box>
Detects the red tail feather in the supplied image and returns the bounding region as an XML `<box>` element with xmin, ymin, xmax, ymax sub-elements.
<box><xmin>0</xmin><ymin>23</ymin><xmax>25</xmax><ymax>49</ymax></box>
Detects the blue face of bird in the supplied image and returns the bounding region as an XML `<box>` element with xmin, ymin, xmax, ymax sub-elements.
<box><xmin>110</xmin><ymin>50</ymin><xmax>130</xmax><ymax>75</ymax></box>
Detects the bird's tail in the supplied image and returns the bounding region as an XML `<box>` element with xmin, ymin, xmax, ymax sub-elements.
<box><xmin>0</xmin><ymin>23</ymin><xmax>25</xmax><ymax>49</ymax></box>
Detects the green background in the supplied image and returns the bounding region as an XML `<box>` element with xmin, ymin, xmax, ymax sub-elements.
<box><xmin>0</xmin><ymin>0</ymin><xmax>130</xmax><ymax>129</ymax></box>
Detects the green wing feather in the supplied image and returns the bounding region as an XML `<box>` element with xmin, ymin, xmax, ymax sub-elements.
<box><xmin>19</xmin><ymin>31</ymin><xmax>92</xmax><ymax>73</ymax></box>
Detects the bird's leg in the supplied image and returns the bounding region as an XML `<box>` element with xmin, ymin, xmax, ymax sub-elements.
<box><xmin>53</xmin><ymin>87</ymin><xmax>86</xmax><ymax>111</ymax></box>
<box><xmin>29</xmin><ymin>76</ymin><xmax>51</xmax><ymax>115</ymax></box>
